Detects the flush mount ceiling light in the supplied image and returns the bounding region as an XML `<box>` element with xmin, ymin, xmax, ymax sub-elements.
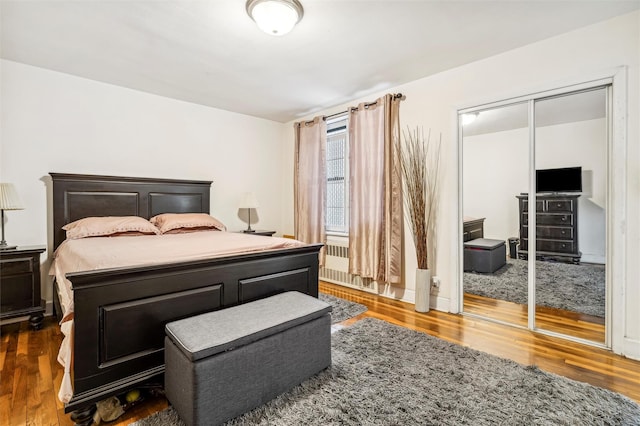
<box><xmin>461</xmin><ymin>112</ymin><xmax>479</xmax><ymax>126</ymax></box>
<box><xmin>246</xmin><ymin>0</ymin><xmax>304</xmax><ymax>36</ymax></box>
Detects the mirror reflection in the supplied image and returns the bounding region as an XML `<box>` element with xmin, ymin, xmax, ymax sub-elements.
<box><xmin>461</xmin><ymin>102</ymin><xmax>529</xmax><ymax>328</ymax></box>
<box><xmin>461</xmin><ymin>87</ymin><xmax>608</xmax><ymax>345</ymax></box>
<box><xmin>533</xmin><ymin>89</ymin><xmax>607</xmax><ymax>344</ymax></box>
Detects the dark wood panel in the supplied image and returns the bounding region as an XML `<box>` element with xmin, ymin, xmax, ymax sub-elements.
<box><xmin>536</xmin><ymin>213</ymin><xmax>573</xmax><ymax>226</ymax></box>
<box><xmin>463</xmin><ymin>217</ymin><xmax>484</xmax><ymax>242</ymax></box>
<box><xmin>0</xmin><ymin>274</ymin><xmax>34</xmax><ymax>312</ymax></box>
<box><xmin>66</xmin><ymin>192</ymin><xmax>140</xmax><ymax>221</ymax></box>
<box><xmin>100</xmin><ymin>285</ymin><xmax>223</xmax><ymax>365</ymax></box>
<box><xmin>148</xmin><ymin>192</ymin><xmax>207</xmax><ymax>216</ymax></box>
<box><xmin>67</xmin><ymin>246</ymin><xmax>321</xmax><ymax>408</ymax></box>
<box><xmin>239</xmin><ymin>268</ymin><xmax>312</xmax><ymax>303</ymax></box>
<box><xmin>49</xmin><ymin>173</ymin><xmax>212</xmax><ymax>250</ymax></box>
<box><xmin>0</xmin><ymin>248</ymin><xmax>46</xmax><ymax>327</ymax></box>
<box><xmin>523</xmin><ymin>225</ymin><xmax>574</xmax><ymax>240</ymax></box>
<box><xmin>0</xmin><ymin>258</ymin><xmax>33</xmax><ymax>275</ymax></box>
<box><xmin>546</xmin><ymin>199</ymin><xmax>575</xmax><ymax>212</ymax></box>
<box><xmin>538</xmin><ymin>240</ymin><xmax>576</xmax><ymax>254</ymax></box>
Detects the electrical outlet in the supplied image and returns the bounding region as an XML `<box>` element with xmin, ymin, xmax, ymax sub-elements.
<box><xmin>432</xmin><ymin>276</ymin><xmax>441</xmax><ymax>288</ymax></box>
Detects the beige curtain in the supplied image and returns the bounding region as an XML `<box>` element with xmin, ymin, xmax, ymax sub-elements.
<box><xmin>348</xmin><ymin>94</ymin><xmax>403</xmax><ymax>284</ymax></box>
<box><xmin>294</xmin><ymin>116</ymin><xmax>327</xmax><ymax>265</ymax></box>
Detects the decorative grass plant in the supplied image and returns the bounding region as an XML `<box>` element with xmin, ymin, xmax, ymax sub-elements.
<box><xmin>398</xmin><ymin>127</ymin><xmax>441</xmax><ymax>270</ymax></box>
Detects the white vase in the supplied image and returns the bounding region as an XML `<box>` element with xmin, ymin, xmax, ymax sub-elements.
<box><xmin>415</xmin><ymin>268</ymin><xmax>431</xmax><ymax>312</ymax></box>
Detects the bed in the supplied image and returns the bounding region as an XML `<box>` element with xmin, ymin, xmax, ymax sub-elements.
<box><xmin>49</xmin><ymin>173</ymin><xmax>322</xmax><ymax>418</ymax></box>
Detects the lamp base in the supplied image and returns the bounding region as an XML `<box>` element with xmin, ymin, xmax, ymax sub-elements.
<box><xmin>0</xmin><ymin>244</ymin><xmax>18</xmax><ymax>251</ymax></box>
<box><xmin>243</xmin><ymin>229</ymin><xmax>256</xmax><ymax>233</ymax></box>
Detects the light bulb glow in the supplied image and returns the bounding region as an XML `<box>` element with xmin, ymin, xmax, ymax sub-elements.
<box><xmin>461</xmin><ymin>112</ymin><xmax>479</xmax><ymax>126</ymax></box>
<box><xmin>247</xmin><ymin>0</ymin><xmax>303</xmax><ymax>36</ymax></box>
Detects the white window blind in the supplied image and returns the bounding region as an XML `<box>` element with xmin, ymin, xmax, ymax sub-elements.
<box><xmin>326</xmin><ymin>115</ymin><xmax>348</xmax><ymax>234</ymax></box>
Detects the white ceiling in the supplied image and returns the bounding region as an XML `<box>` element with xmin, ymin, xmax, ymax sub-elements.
<box><xmin>1</xmin><ymin>1</ymin><xmax>639</xmax><ymax>123</ymax></box>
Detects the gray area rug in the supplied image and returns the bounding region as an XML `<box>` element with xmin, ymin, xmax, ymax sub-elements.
<box><xmin>130</xmin><ymin>318</ymin><xmax>639</xmax><ymax>426</ymax></box>
<box><xmin>464</xmin><ymin>258</ymin><xmax>606</xmax><ymax>317</ymax></box>
<box><xmin>319</xmin><ymin>293</ymin><xmax>368</xmax><ymax>323</ymax></box>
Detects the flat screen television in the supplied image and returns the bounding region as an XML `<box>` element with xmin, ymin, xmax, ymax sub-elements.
<box><xmin>536</xmin><ymin>166</ymin><xmax>582</xmax><ymax>193</ymax></box>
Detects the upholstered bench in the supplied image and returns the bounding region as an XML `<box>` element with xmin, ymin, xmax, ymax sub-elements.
<box><xmin>164</xmin><ymin>291</ymin><xmax>332</xmax><ymax>426</ymax></box>
<box><xmin>464</xmin><ymin>238</ymin><xmax>507</xmax><ymax>273</ymax></box>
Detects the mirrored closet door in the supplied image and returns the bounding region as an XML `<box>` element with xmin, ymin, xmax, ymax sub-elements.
<box><xmin>533</xmin><ymin>88</ymin><xmax>607</xmax><ymax>344</ymax></box>
<box><xmin>460</xmin><ymin>84</ymin><xmax>609</xmax><ymax>345</ymax></box>
<box><xmin>461</xmin><ymin>102</ymin><xmax>529</xmax><ymax>328</ymax></box>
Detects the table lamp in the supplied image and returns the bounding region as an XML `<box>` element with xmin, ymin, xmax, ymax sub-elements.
<box><xmin>240</xmin><ymin>192</ymin><xmax>259</xmax><ymax>232</ymax></box>
<box><xmin>0</xmin><ymin>183</ymin><xmax>24</xmax><ymax>250</ymax></box>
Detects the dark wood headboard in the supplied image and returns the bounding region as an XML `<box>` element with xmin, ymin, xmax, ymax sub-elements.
<box><xmin>50</xmin><ymin>173</ymin><xmax>212</xmax><ymax>250</ymax></box>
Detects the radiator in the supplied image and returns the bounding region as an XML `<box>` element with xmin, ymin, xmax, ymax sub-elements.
<box><xmin>320</xmin><ymin>243</ymin><xmax>377</xmax><ymax>293</ymax></box>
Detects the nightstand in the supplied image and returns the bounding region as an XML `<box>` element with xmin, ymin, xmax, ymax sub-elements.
<box><xmin>240</xmin><ymin>230</ymin><xmax>276</xmax><ymax>237</ymax></box>
<box><xmin>0</xmin><ymin>246</ymin><xmax>46</xmax><ymax>330</ymax></box>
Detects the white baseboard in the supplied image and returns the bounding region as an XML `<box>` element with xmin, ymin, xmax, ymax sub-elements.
<box><xmin>376</xmin><ymin>285</ymin><xmax>450</xmax><ymax>313</ymax></box>
<box><xmin>45</xmin><ymin>300</ymin><xmax>54</xmax><ymax>316</ymax></box>
<box><xmin>581</xmin><ymin>254</ymin><xmax>605</xmax><ymax>264</ymax></box>
<box><xmin>431</xmin><ymin>294</ymin><xmax>451</xmax><ymax>312</ymax></box>
<box><xmin>622</xmin><ymin>337</ymin><xmax>640</xmax><ymax>361</ymax></box>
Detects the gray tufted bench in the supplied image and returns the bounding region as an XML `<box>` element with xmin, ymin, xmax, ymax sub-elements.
<box><xmin>164</xmin><ymin>291</ymin><xmax>332</xmax><ymax>426</ymax></box>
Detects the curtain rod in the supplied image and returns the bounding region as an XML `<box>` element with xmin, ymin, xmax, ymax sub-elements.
<box><xmin>316</xmin><ymin>93</ymin><xmax>405</xmax><ymax>123</ymax></box>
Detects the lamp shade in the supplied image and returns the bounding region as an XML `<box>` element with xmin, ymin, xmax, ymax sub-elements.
<box><xmin>240</xmin><ymin>192</ymin><xmax>259</xmax><ymax>209</ymax></box>
<box><xmin>0</xmin><ymin>183</ymin><xmax>24</xmax><ymax>210</ymax></box>
<box><xmin>246</xmin><ymin>0</ymin><xmax>303</xmax><ymax>36</ymax></box>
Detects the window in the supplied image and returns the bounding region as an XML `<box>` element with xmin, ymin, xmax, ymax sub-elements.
<box><xmin>326</xmin><ymin>115</ymin><xmax>349</xmax><ymax>234</ymax></box>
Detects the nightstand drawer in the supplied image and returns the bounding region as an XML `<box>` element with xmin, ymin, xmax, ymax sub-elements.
<box><xmin>0</xmin><ymin>274</ymin><xmax>35</xmax><ymax>313</ymax></box>
<box><xmin>463</xmin><ymin>227</ymin><xmax>483</xmax><ymax>242</ymax></box>
<box><xmin>0</xmin><ymin>246</ymin><xmax>46</xmax><ymax>328</ymax></box>
<box><xmin>0</xmin><ymin>258</ymin><xmax>33</xmax><ymax>276</ymax></box>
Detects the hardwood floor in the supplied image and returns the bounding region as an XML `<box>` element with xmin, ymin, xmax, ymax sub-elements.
<box><xmin>463</xmin><ymin>292</ymin><xmax>606</xmax><ymax>343</ymax></box>
<box><xmin>1</xmin><ymin>282</ymin><xmax>638</xmax><ymax>425</ymax></box>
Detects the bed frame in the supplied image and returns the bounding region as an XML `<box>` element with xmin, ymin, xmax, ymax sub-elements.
<box><xmin>49</xmin><ymin>173</ymin><xmax>321</xmax><ymax>419</ymax></box>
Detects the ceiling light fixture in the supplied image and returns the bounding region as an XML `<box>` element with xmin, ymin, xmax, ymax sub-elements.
<box><xmin>246</xmin><ymin>0</ymin><xmax>304</xmax><ymax>36</ymax></box>
<box><xmin>461</xmin><ymin>112</ymin><xmax>479</xmax><ymax>126</ymax></box>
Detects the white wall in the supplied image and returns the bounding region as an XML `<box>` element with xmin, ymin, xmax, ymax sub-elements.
<box><xmin>281</xmin><ymin>11</ymin><xmax>640</xmax><ymax>358</ymax></box>
<box><xmin>0</xmin><ymin>60</ymin><xmax>286</xmax><ymax>303</ymax></box>
<box><xmin>463</xmin><ymin>127</ymin><xmax>528</xmax><ymax>243</ymax></box>
<box><xmin>537</xmin><ymin>119</ymin><xmax>607</xmax><ymax>263</ymax></box>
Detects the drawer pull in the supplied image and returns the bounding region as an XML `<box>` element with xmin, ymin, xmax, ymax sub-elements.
<box><xmin>561</xmin><ymin>217</ymin><xmax>567</xmax><ymax>221</ymax></box>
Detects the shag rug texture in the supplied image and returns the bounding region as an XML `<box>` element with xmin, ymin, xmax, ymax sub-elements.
<box><xmin>130</xmin><ymin>318</ymin><xmax>640</xmax><ymax>426</ymax></box>
<box><xmin>464</xmin><ymin>258</ymin><xmax>606</xmax><ymax>317</ymax></box>
<box><xmin>318</xmin><ymin>293</ymin><xmax>367</xmax><ymax>323</ymax></box>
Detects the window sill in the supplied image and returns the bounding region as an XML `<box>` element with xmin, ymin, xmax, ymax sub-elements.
<box><xmin>326</xmin><ymin>231</ymin><xmax>348</xmax><ymax>238</ymax></box>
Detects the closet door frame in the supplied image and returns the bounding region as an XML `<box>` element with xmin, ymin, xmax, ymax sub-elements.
<box><xmin>455</xmin><ymin>68</ymin><xmax>627</xmax><ymax>353</ymax></box>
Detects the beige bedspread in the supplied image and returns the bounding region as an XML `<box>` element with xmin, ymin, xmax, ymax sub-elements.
<box><xmin>51</xmin><ymin>231</ymin><xmax>305</xmax><ymax>403</ymax></box>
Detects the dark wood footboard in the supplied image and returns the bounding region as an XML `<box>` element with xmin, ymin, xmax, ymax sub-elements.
<box><xmin>65</xmin><ymin>244</ymin><xmax>321</xmax><ymax>412</ymax></box>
